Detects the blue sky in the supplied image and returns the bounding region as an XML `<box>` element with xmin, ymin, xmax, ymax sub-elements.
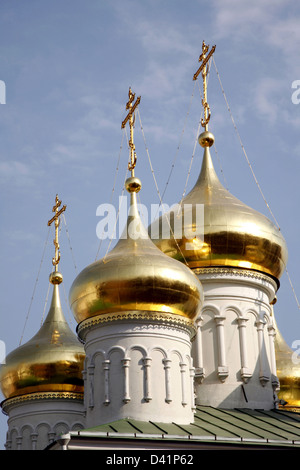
<box><xmin>0</xmin><ymin>0</ymin><xmax>300</xmax><ymax>447</ymax></box>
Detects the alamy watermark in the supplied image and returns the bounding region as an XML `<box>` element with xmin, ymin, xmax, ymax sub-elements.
<box><xmin>0</xmin><ymin>80</ymin><xmax>6</xmax><ymax>104</ymax></box>
<box><xmin>0</xmin><ymin>340</ymin><xmax>6</xmax><ymax>364</ymax></box>
<box><xmin>96</xmin><ymin>197</ymin><xmax>204</xmax><ymax>249</ymax></box>
<box><xmin>291</xmin><ymin>80</ymin><xmax>300</xmax><ymax>104</ymax></box>
<box><xmin>291</xmin><ymin>340</ymin><xmax>300</xmax><ymax>365</ymax></box>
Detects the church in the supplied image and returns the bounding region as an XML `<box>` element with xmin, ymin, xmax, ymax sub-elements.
<box><xmin>1</xmin><ymin>42</ymin><xmax>300</xmax><ymax>451</ymax></box>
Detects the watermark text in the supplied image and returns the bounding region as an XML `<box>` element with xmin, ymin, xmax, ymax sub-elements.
<box><xmin>291</xmin><ymin>80</ymin><xmax>300</xmax><ymax>104</ymax></box>
<box><xmin>292</xmin><ymin>339</ymin><xmax>300</xmax><ymax>365</ymax></box>
<box><xmin>0</xmin><ymin>340</ymin><xmax>6</xmax><ymax>364</ymax></box>
<box><xmin>0</xmin><ymin>80</ymin><xmax>6</xmax><ymax>104</ymax></box>
<box><xmin>96</xmin><ymin>197</ymin><xmax>204</xmax><ymax>249</ymax></box>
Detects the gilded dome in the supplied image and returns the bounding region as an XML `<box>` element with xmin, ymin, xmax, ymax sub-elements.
<box><xmin>0</xmin><ymin>278</ymin><xmax>85</xmax><ymax>400</ymax></box>
<box><xmin>274</xmin><ymin>315</ymin><xmax>300</xmax><ymax>411</ymax></box>
<box><xmin>149</xmin><ymin>132</ymin><xmax>288</xmax><ymax>281</ymax></box>
<box><xmin>69</xmin><ymin>177</ymin><xmax>203</xmax><ymax>326</ymax></box>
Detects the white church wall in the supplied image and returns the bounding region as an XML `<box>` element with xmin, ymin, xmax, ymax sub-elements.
<box><xmin>81</xmin><ymin>318</ymin><xmax>196</xmax><ymax>427</ymax></box>
<box><xmin>192</xmin><ymin>268</ymin><xmax>278</xmax><ymax>410</ymax></box>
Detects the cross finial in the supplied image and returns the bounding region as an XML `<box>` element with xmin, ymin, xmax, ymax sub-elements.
<box><xmin>193</xmin><ymin>40</ymin><xmax>216</xmax><ymax>131</ymax></box>
<box><xmin>47</xmin><ymin>194</ymin><xmax>66</xmax><ymax>273</ymax></box>
<box><xmin>121</xmin><ymin>87</ymin><xmax>141</xmax><ymax>176</ymax></box>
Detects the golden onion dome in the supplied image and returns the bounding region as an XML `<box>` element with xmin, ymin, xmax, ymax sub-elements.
<box><xmin>0</xmin><ymin>274</ymin><xmax>85</xmax><ymax>400</ymax></box>
<box><xmin>274</xmin><ymin>314</ymin><xmax>300</xmax><ymax>411</ymax></box>
<box><xmin>69</xmin><ymin>176</ymin><xmax>203</xmax><ymax>326</ymax></box>
<box><xmin>149</xmin><ymin>131</ymin><xmax>288</xmax><ymax>281</ymax></box>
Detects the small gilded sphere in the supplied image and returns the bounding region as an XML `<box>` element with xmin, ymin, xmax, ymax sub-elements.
<box><xmin>49</xmin><ymin>271</ymin><xmax>63</xmax><ymax>285</ymax></box>
<box><xmin>198</xmin><ymin>131</ymin><xmax>215</xmax><ymax>148</ymax></box>
<box><xmin>125</xmin><ymin>176</ymin><xmax>142</xmax><ymax>193</ymax></box>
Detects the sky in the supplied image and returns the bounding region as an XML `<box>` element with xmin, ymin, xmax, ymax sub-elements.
<box><xmin>0</xmin><ymin>0</ymin><xmax>300</xmax><ymax>448</ymax></box>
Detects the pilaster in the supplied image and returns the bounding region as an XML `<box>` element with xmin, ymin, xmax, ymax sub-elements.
<box><xmin>78</xmin><ymin>313</ymin><xmax>196</xmax><ymax>426</ymax></box>
<box><xmin>192</xmin><ymin>267</ymin><xmax>278</xmax><ymax>410</ymax></box>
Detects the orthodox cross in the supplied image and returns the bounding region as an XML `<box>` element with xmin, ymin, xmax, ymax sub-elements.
<box><xmin>193</xmin><ymin>40</ymin><xmax>216</xmax><ymax>131</ymax></box>
<box><xmin>121</xmin><ymin>87</ymin><xmax>141</xmax><ymax>175</ymax></box>
<box><xmin>47</xmin><ymin>194</ymin><xmax>67</xmax><ymax>271</ymax></box>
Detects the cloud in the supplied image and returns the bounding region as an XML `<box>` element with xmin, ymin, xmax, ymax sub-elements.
<box><xmin>134</xmin><ymin>18</ymin><xmax>195</xmax><ymax>58</ymax></box>
<box><xmin>265</xmin><ymin>16</ymin><xmax>300</xmax><ymax>54</ymax></box>
<box><xmin>0</xmin><ymin>158</ymin><xmax>45</xmax><ymax>188</ymax></box>
<box><xmin>209</xmin><ymin>1</ymin><xmax>300</xmax><ymax>128</ymax></box>
<box><xmin>6</xmin><ymin>228</ymin><xmax>41</xmax><ymax>245</ymax></box>
<box><xmin>253</xmin><ymin>77</ymin><xmax>283</xmax><ymax>123</ymax></box>
<box><xmin>213</xmin><ymin>0</ymin><xmax>288</xmax><ymax>40</ymax></box>
<box><xmin>212</xmin><ymin>0</ymin><xmax>300</xmax><ymax>71</ymax></box>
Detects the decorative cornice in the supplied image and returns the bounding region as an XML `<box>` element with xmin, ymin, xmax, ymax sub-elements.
<box><xmin>1</xmin><ymin>391</ymin><xmax>84</xmax><ymax>414</ymax></box>
<box><xmin>278</xmin><ymin>406</ymin><xmax>300</xmax><ymax>413</ymax></box>
<box><xmin>77</xmin><ymin>311</ymin><xmax>196</xmax><ymax>341</ymax></box>
<box><xmin>193</xmin><ymin>267</ymin><xmax>278</xmax><ymax>288</ymax></box>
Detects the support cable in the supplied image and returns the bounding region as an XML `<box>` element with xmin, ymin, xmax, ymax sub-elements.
<box><xmin>62</xmin><ymin>212</ymin><xmax>78</xmax><ymax>273</ymax></box>
<box><xmin>40</xmin><ymin>278</ymin><xmax>52</xmax><ymax>326</ymax></box>
<box><xmin>95</xmin><ymin>129</ymin><xmax>125</xmax><ymax>261</ymax></box>
<box><xmin>102</xmin><ymin>128</ymin><xmax>129</xmax><ymax>261</ymax></box>
<box><xmin>137</xmin><ymin>108</ymin><xmax>189</xmax><ymax>266</ymax></box>
<box><xmin>213</xmin><ymin>56</ymin><xmax>300</xmax><ymax>310</ymax></box>
<box><xmin>61</xmin><ymin>277</ymin><xmax>75</xmax><ymax>325</ymax></box>
<box><xmin>178</xmin><ymin>105</ymin><xmax>202</xmax><ymax>208</ymax></box>
<box><xmin>19</xmin><ymin>226</ymin><xmax>51</xmax><ymax>345</ymax></box>
<box><xmin>213</xmin><ymin>57</ymin><xmax>280</xmax><ymax>228</ymax></box>
<box><xmin>177</xmin><ymin>60</ymin><xmax>212</xmax><ymax>208</ymax></box>
<box><xmin>158</xmin><ymin>81</ymin><xmax>197</xmax><ymax>209</ymax></box>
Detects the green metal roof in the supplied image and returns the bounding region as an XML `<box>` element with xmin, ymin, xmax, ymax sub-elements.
<box><xmin>63</xmin><ymin>406</ymin><xmax>300</xmax><ymax>449</ymax></box>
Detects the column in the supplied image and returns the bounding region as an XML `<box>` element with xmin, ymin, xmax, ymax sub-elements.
<box><xmin>163</xmin><ymin>358</ymin><xmax>172</xmax><ymax>403</ymax></box>
<box><xmin>194</xmin><ymin>315</ymin><xmax>205</xmax><ymax>382</ymax></box>
<box><xmin>180</xmin><ymin>362</ymin><xmax>188</xmax><ymax>406</ymax></box>
<box><xmin>214</xmin><ymin>315</ymin><xmax>229</xmax><ymax>382</ymax></box>
<box><xmin>16</xmin><ymin>436</ymin><xmax>22</xmax><ymax>450</ymax></box>
<box><xmin>143</xmin><ymin>357</ymin><xmax>152</xmax><ymax>402</ymax></box>
<box><xmin>237</xmin><ymin>316</ymin><xmax>252</xmax><ymax>383</ymax></box>
<box><xmin>268</xmin><ymin>323</ymin><xmax>280</xmax><ymax>390</ymax></box>
<box><xmin>122</xmin><ymin>358</ymin><xmax>131</xmax><ymax>403</ymax></box>
<box><xmin>31</xmin><ymin>433</ymin><xmax>38</xmax><ymax>450</ymax></box>
<box><xmin>82</xmin><ymin>368</ymin><xmax>87</xmax><ymax>411</ymax></box>
<box><xmin>102</xmin><ymin>359</ymin><xmax>111</xmax><ymax>405</ymax></box>
<box><xmin>255</xmin><ymin>318</ymin><xmax>270</xmax><ymax>387</ymax></box>
<box><xmin>88</xmin><ymin>363</ymin><xmax>95</xmax><ymax>408</ymax></box>
<box><xmin>189</xmin><ymin>365</ymin><xmax>196</xmax><ymax>411</ymax></box>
